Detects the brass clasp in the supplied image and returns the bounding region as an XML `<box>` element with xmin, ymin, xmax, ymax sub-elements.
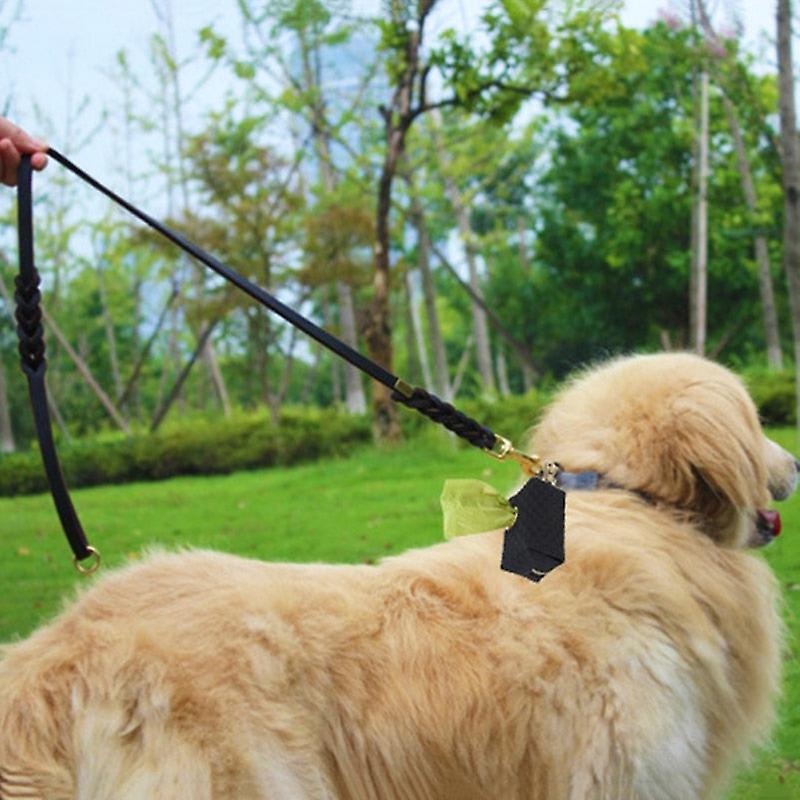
<box><xmin>484</xmin><ymin>435</ymin><xmax>543</xmax><ymax>477</ymax></box>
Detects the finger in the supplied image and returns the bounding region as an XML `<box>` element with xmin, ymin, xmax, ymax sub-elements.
<box><xmin>5</xmin><ymin>122</ymin><xmax>47</xmax><ymax>154</ymax></box>
<box><xmin>0</xmin><ymin>139</ymin><xmax>19</xmax><ymax>186</ymax></box>
<box><xmin>31</xmin><ymin>151</ymin><xmax>48</xmax><ymax>171</ymax></box>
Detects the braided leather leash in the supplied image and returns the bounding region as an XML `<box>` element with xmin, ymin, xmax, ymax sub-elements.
<box><xmin>15</xmin><ymin>156</ymin><xmax>97</xmax><ymax>570</ymax></box>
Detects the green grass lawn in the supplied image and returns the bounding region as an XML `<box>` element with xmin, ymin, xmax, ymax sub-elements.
<box><xmin>0</xmin><ymin>428</ymin><xmax>798</xmax><ymax>798</ymax></box>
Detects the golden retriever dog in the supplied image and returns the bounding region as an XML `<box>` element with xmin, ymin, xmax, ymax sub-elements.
<box><xmin>0</xmin><ymin>353</ymin><xmax>796</xmax><ymax>800</ymax></box>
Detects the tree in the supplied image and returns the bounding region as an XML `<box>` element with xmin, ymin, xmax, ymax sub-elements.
<box><xmin>695</xmin><ymin>0</ymin><xmax>783</xmax><ymax>368</ymax></box>
<box><xmin>368</xmin><ymin>0</ymin><xmax>617</xmax><ymax>435</ymax></box>
<box><xmin>181</xmin><ymin>114</ymin><xmax>304</xmax><ymax>422</ymax></box>
<box><xmin>205</xmin><ymin>0</ymin><xmax>378</xmax><ymax>414</ymax></box>
<box><xmin>366</xmin><ymin>0</ymin><xmax>438</xmax><ymax>439</ymax></box>
<box><xmin>528</xmin><ymin>20</ymin><xmax>779</xmax><ymax>374</ymax></box>
<box><xmin>429</xmin><ymin>108</ymin><xmax>497</xmax><ymax>394</ymax></box>
<box><xmin>404</xmin><ymin>176</ymin><xmax>453</xmax><ymax>400</ymax></box>
<box><xmin>149</xmin><ymin>0</ymin><xmax>231</xmax><ymax>417</ymax></box>
<box><xmin>689</xmin><ymin>40</ymin><xmax>710</xmax><ymax>355</ymax></box>
<box><xmin>776</xmin><ymin>0</ymin><xmax>800</xmax><ymax>427</ymax></box>
<box><xmin>430</xmin><ymin>114</ymin><xmax>543</xmax><ymax>389</ymax></box>
<box><xmin>292</xmin><ymin>1</ymin><xmax>370</xmax><ymax>415</ymax></box>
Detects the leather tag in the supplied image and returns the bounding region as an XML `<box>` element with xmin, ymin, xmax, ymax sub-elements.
<box><xmin>501</xmin><ymin>478</ymin><xmax>565</xmax><ymax>583</ymax></box>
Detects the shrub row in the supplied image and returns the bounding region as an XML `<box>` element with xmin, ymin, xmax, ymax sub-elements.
<box><xmin>4</xmin><ymin>368</ymin><xmax>791</xmax><ymax>498</ymax></box>
<box><xmin>1</xmin><ymin>391</ymin><xmax>551</xmax><ymax>497</ymax></box>
<box><xmin>0</xmin><ymin>407</ymin><xmax>371</xmax><ymax>497</ymax></box>
<box><xmin>741</xmin><ymin>368</ymin><xmax>796</xmax><ymax>426</ymax></box>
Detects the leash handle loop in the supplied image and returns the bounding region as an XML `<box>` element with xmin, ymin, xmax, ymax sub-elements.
<box><xmin>15</xmin><ymin>155</ymin><xmax>95</xmax><ymax>565</ymax></box>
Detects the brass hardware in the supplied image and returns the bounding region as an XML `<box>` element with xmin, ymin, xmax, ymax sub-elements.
<box><xmin>393</xmin><ymin>378</ymin><xmax>414</xmax><ymax>399</ymax></box>
<box><xmin>74</xmin><ymin>546</ymin><xmax>101</xmax><ymax>575</ymax></box>
<box><xmin>484</xmin><ymin>435</ymin><xmax>543</xmax><ymax>477</ymax></box>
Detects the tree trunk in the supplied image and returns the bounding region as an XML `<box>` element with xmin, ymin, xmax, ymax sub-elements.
<box><xmin>695</xmin><ymin>0</ymin><xmax>783</xmax><ymax>368</ymax></box>
<box><xmin>430</xmin><ymin>240</ymin><xmax>540</xmax><ymax>381</ymax></box>
<box><xmin>151</xmin><ymin>318</ymin><xmax>219</xmax><ymax>432</ymax></box>
<box><xmin>46</xmin><ymin>384</ymin><xmax>71</xmax><ymax>441</ymax></box>
<box><xmin>337</xmin><ymin>282</ymin><xmax>366</xmax><ymax>413</ymax></box>
<box><xmin>724</xmin><ymin>96</ymin><xmax>783</xmax><ymax>367</ymax></box>
<box><xmin>517</xmin><ymin>216</ymin><xmax>535</xmax><ymax>394</ymax></box>
<box><xmin>118</xmin><ymin>283</ymin><xmax>179</xmax><ymax>410</ymax></box>
<box><xmin>454</xmin><ymin>188</ymin><xmax>496</xmax><ymax>394</ymax></box>
<box><xmin>520</xmin><ymin>363</ymin><xmax>535</xmax><ymax>393</ymax></box>
<box><xmin>451</xmin><ymin>334</ymin><xmax>474</xmax><ymax>399</ymax></box>
<box><xmin>405</xmin><ymin>268</ymin><xmax>433</xmax><ymax>388</ymax></box>
<box><xmin>322</xmin><ymin>287</ymin><xmax>343</xmax><ymax>404</ymax></box>
<box><xmin>689</xmin><ymin>68</ymin><xmax>709</xmax><ymax>355</ymax></box>
<box><xmin>130</xmin><ymin>279</ymin><xmax>143</xmax><ymax>418</ymax></box>
<box><xmin>496</xmin><ymin>349</ymin><xmax>511</xmax><ymax>397</ymax></box>
<box><xmin>430</xmin><ymin>111</ymin><xmax>496</xmax><ymax>393</ymax></box>
<box><xmin>265</xmin><ymin>327</ymin><xmax>299</xmax><ymax>425</ymax></box>
<box><xmin>95</xmin><ymin>260</ymin><xmax>123</xmax><ymax>402</ymax></box>
<box><xmin>777</xmin><ymin>0</ymin><xmax>800</xmax><ymax>431</ymax></box>
<box><xmin>300</xmin><ymin>342</ymin><xmax>323</xmax><ymax>405</ymax></box>
<box><xmin>0</xmin><ymin>356</ymin><xmax>15</xmax><ymax>453</ymax></box>
<box><xmin>409</xmin><ymin>187</ymin><xmax>452</xmax><ymax>400</ymax></box>
<box><xmin>369</xmin><ymin>159</ymin><xmax>401</xmax><ymax>439</ymax></box>
<box><xmin>41</xmin><ymin>305</ymin><xmax>130</xmax><ymax>433</ymax></box>
<box><xmin>403</xmin><ymin>275</ymin><xmax>422</xmax><ymax>386</ymax></box>
<box><xmin>367</xmin><ymin>2</ymin><xmax>437</xmax><ymax>440</ymax></box>
<box><xmin>204</xmin><ymin>337</ymin><xmax>231</xmax><ymax>416</ymax></box>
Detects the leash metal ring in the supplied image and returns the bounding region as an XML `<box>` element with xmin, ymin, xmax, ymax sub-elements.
<box><xmin>73</xmin><ymin>546</ymin><xmax>101</xmax><ymax>575</ymax></box>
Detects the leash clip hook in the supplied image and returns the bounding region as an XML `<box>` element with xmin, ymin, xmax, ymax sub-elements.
<box><xmin>485</xmin><ymin>435</ymin><xmax>545</xmax><ymax>478</ymax></box>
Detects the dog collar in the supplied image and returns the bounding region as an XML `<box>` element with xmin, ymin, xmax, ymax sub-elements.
<box><xmin>554</xmin><ymin>470</ymin><xmax>604</xmax><ymax>491</ymax></box>
<box><xmin>555</xmin><ymin>469</ymin><xmax>658</xmax><ymax>508</ymax></box>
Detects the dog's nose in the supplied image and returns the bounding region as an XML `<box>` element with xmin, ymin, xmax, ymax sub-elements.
<box><xmin>795</xmin><ymin>458</ymin><xmax>800</xmax><ymax>473</ymax></box>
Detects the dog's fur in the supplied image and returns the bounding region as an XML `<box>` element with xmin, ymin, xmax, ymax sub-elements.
<box><xmin>0</xmin><ymin>353</ymin><xmax>795</xmax><ymax>800</ymax></box>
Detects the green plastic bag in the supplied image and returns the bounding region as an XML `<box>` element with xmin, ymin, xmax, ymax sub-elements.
<box><xmin>440</xmin><ymin>479</ymin><xmax>516</xmax><ymax>539</ymax></box>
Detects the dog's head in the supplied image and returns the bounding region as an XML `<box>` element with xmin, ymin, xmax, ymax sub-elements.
<box><xmin>529</xmin><ymin>353</ymin><xmax>797</xmax><ymax>548</ymax></box>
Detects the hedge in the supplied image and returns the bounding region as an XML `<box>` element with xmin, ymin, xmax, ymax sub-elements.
<box><xmin>0</xmin><ymin>407</ymin><xmax>371</xmax><ymax>497</ymax></box>
<box><xmin>5</xmin><ymin>368</ymin><xmax>793</xmax><ymax>498</ymax></box>
<box><xmin>742</xmin><ymin>368</ymin><xmax>796</xmax><ymax>426</ymax></box>
<box><xmin>0</xmin><ymin>392</ymin><xmax>551</xmax><ymax>497</ymax></box>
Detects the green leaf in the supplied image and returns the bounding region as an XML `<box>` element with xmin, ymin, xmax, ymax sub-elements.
<box><xmin>234</xmin><ymin>60</ymin><xmax>257</xmax><ymax>80</ymax></box>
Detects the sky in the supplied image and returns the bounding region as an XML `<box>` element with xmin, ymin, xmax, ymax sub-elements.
<box><xmin>4</xmin><ymin>1</ymin><xmax>775</xmax><ymax>137</ymax></box>
<box><xmin>0</xmin><ymin>0</ymin><xmax>779</xmax><ymax>211</ymax></box>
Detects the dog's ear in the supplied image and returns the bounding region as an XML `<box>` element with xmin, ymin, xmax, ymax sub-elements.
<box><xmin>661</xmin><ymin>380</ymin><xmax>768</xmax><ymax>543</ymax></box>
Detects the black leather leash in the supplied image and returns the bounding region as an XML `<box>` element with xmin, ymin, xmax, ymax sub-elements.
<box><xmin>13</xmin><ymin>151</ymin><xmax>566</xmax><ymax>582</ymax></box>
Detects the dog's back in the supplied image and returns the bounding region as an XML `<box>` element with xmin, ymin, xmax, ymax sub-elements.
<box><xmin>0</xmin><ymin>523</ymin><xmax>783</xmax><ymax>800</ymax></box>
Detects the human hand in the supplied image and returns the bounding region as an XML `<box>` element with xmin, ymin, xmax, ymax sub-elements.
<box><xmin>0</xmin><ymin>117</ymin><xmax>48</xmax><ymax>186</ymax></box>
